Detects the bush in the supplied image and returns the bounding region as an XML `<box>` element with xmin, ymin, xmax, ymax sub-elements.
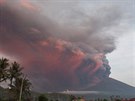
<box><xmin>38</xmin><ymin>95</ymin><xmax>48</xmax><ymax>101</ymax></box>
<box><xmin>103</xmin><ymin>99</ymin><xmax>108</xmax><ymax>101</ymax></box>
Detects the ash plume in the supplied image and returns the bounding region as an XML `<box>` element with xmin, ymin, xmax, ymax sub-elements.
<box><xmin>0</xmin><ymin>0</ymin><xmax>132</xmax><ymax>92</ymax></box>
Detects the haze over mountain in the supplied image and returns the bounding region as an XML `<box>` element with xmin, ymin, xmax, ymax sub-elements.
<box><xmin>0</xmin><ymin>0</ymin><xmax>134</xmax><ymax>93</ymax></box>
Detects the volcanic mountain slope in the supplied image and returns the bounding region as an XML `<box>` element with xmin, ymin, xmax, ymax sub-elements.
<box><xmin>82</xmin><ymin>78</ymin><xmax>135</xmax><ymax>94</ymax></box>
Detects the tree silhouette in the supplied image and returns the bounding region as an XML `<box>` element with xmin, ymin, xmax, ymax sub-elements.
<box><xmin>9</xmin><ymin>77</ymin><xmax>32</xmax><ymax>100</ymax></box>
<box><xmin>8</xmin><ymin>61</ymin><xmax>23</xmax><ymax>86</ymax></box>
<box><xmin>0</xmin><ymin>57</ymin><xmax>32</xmax><ymax>101</ymax></box>
<box><xmin>0</xmin><ymin>58</ymin><xmax>9</xmax><ymax>82</ymax></box>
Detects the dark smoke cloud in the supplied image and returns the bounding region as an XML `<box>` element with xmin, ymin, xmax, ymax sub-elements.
<box><xmin>0</xmin><ymin>0</ymin><xmax>131</xmax><ymax>92</ymax></box>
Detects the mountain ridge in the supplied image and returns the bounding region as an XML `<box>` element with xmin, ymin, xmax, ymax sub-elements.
<box><xmin>82</xmin><ymin>78</ymin><xmax>135</xmax><ymax>94</ymax></box>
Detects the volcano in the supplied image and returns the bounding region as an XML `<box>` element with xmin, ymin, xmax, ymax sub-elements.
<box><xmin>0</xmin><ymin>1</ymin><xmax>135</xmax><ymax>95</ymax></box>
<box><xmin>62</xmin><ymin>78</ymin><xmax>135</xmax><ymax>99</ymax></box>
<box><xmin>81</xmin><ymin>78</ymin><xmax>135</xmax><ymax>95</ymax></box>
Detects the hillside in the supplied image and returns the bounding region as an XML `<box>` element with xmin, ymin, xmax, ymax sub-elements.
<box><xmin>82</xmin><ymin>78</ymin><xmax>135</xmax><ymax>95</ymax></box>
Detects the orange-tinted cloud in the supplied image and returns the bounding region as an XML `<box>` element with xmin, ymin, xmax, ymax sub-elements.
<box><xmin>0</xmin><ymin>2</ymin><xmax>112</xmax><ymax>92</ymax></box>
<box><xmin>20</xmin><ymin>0</ymin><xmax>39</xmax><ymax>11</ymax></box>
<box><xmin>0</xmin><ymin>0</ymin><xmax>5</xmax><ymax>4</ymax></box>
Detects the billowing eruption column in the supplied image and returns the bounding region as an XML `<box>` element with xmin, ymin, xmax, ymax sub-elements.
<box><xmin>0</xmin><ymin>1</ymin><xmax>126</xmax><ymax>92</ymax></box>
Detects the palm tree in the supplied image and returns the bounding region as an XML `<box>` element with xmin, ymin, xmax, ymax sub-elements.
<box><xmin>8</xmin><ymin>62</ymin><xmax>23</xmax><ymax>86</ymax></box>
<box><xmin>0</xmin><ymin>58</ymin><xmax>9</xmax><ymax>82</ymax></box>
<box><xmin>0</xmin><ymin>58</ymin><xmax>32</xmax><ymax>100</ymax></box>
<box><xmin>9</xmin><ymin>76</ymin><xmax>32</xmax><ymax>100</ymax></box>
